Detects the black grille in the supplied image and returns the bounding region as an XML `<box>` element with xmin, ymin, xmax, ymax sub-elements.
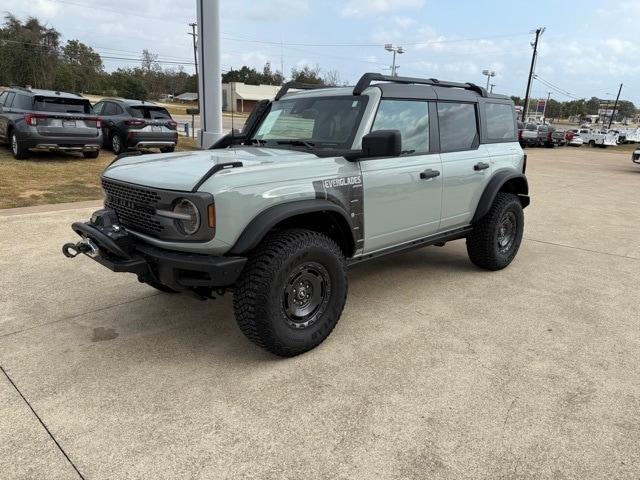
<box><xmin>102</xmin><ymin>179</ymin><xmax>164</xmax><ymax>234</ymax></box>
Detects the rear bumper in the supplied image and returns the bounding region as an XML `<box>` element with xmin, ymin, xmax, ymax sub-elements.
<box><xmin>65</xmin><ymin>210</ymin><xmax>246</xmax><ymax>290</ymax></box>
<box><xmin>20</xmin><ymin>133</ymin><xmax>102</xmax><ymax>152</ymax></box>
<box><xmin>126</xmin><ymin>132</ymin><xmax>178</xmax><ymax>150</ymax></box>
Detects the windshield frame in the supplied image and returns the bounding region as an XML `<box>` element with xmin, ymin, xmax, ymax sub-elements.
<box><xmin>250</xmin><ymin>94</ymin><xmax>370</xmax><ymax>151</ymax></box>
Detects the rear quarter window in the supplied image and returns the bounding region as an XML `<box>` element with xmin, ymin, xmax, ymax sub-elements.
<box><xmin>12</xmin><ymin>94</ymin><xmax>33</xmax><ymax>110</ymax></box>
<box><xmin>485</xmin><ymin>103</ymin><xmax>516</xmax><ymax>140</ymax></box>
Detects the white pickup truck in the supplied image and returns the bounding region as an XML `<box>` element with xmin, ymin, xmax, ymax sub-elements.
<box><xmin>577</xmin><ymin>128</ymin><xmax>618</xmax><ymax>148</ymax></box>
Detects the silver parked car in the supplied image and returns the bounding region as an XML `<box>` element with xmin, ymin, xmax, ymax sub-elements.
<box><xmin>0</xmin><ymin>87</ymin><xmax>103</xmax><ymax>159</ymax></box>
<box><xmin>63</xmin><ymin>73</ymin><xmax>530</xmax><ymax>357</ymax></box>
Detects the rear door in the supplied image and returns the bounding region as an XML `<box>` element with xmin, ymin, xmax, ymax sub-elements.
<box><xmin>361</xmin><ymin>98</ymin><xmax>443</xmax><ymax>253</ymax></box>
<box><xmin>438</xmin><ymin>101</ymin><xmax>492</xmax><ymax>230</ymax></box>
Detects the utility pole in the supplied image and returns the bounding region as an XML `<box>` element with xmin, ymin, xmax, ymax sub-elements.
<box><xmin>608</xmin><ymin>83</ymin><xmax>623</xmax><ymax>129</ymax></box>
<box><xmin>541</xmin><ymin>92</ymin><xmax>551</xmax><ymax>123</ymax></box>
<box><xmin>522</xmin><ymin>27</ymin><xmax>545</xmax><ymax>122</ymax></box>
<box><xmin>188</xmin><ymin>22</ymin><xmax>199</xmax><ymax>96</ymax></box>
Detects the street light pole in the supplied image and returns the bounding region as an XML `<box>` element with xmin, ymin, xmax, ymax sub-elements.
<box><xmin>482</xmin><ymin>69</ymin><xmax>495</xmax><ymax>91</ymax></box>
<box><xmin>188</xmin><ymin>22</ymin><xmax>199</xmax><ymax>97</ymax></box>
<box><xmin>384</xmin><ymin>44</ymin><xmax>405</xmax><ymax>77</ymax></box>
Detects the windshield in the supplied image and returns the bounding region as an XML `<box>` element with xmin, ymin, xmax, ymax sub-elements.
<box><xmin>34</xmin><ymin>96</ymin><xmax>93</xmax><ymax>114</ymax></box>
<box><xmin>252</xmin><ymin>95</ymin><xmax>368</xmax><ymax>149</ymax></box>
<box><xmin>129</xmin><ymin>106</ymin><xmax>172</xmax><ymax>119</ymax></box>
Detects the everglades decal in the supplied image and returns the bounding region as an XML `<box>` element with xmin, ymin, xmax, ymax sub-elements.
<box><xmin>314</xmin><ymin>175</ymin><xmax>365</xmax><ymax>255</ymax></box>
<box><xmin>323</xmin><ymin>176</ymin><xmax>362</xmax><ymax>189</ymax></box>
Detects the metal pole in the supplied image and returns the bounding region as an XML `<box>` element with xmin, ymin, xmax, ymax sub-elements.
<box><xmin>486</xmin><ymin>74</ymin><xmax>491</xmax><ymax>91</ymax></box>
<box><xmin>608</xmin><ymin>83</ymin><xmax>623</xmax><ymax>129</ymax></box>
<box><xmin>196</xmin><ymin>0</ymin><xmax>223</xmax><ymax>148</ymax></box>
<box><xmin>391</xmin><ymin>50</ymin><xmax>397</xmax><ymax>76</ymax></box>
<box><xmin>542</xmin><ymin>92</ymin><xmax>551</xmax><ymax>123</ymax></box>
<box><xmin>522</xmin><ymin>27</ymin><xmax>544</xmax><ymax>122</ymax></box>
<box><xmin>189</xmin><ymin>23</ymin><xmax>198</xmax><ymax>87</ymax></box>
<box><xmin>490</xmin><ymin>84</ymin><xmax>495</xmax><ymax>93</ymax></box>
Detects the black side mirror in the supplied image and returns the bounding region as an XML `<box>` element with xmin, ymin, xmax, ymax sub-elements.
<box><xmin>361</xmin><ymin>130</ymin><xmax>401</xmax><ymax>158</ymax></box>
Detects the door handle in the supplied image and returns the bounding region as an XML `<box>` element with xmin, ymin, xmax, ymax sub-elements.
<box><xmin>474</xmin><ymin>162</ymin><xmax>490</xmax><ymax>171</ymax></box>
<box><xmin>419</xmin><ymin>169</ymin><xmax>440</xmax><ymax>180</ymax></box>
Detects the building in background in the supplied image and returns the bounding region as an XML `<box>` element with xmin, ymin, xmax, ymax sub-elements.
<box><xmin>174</xmin><ymin>92</ymin><xmax>198</xmax><ymax>103</ymax></box>
<box><xmin>222</xmin><ymin>82</ymin><xmax>280</xmax><ymax>113</ymax></box>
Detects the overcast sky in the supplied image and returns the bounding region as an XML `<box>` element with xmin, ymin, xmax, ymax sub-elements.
<box><xmin>5</xmin><ymin>0</ymin><xmax>640</xmax><ymax>103</ymax></box>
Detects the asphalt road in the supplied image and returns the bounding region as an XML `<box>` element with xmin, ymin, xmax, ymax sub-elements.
<box><xmin>1</xmin><ymin>147</ymin><xmax>639</xmax><ymax>479</ymax></box>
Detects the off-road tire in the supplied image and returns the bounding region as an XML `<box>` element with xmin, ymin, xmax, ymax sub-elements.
<box><xmin>466</xmin><ymin>192</ymin><xmax>524</xmax><ymax>271</ymax></box>
<box><xmin>111</xmin><ymin>132</ymin><xmax>125</xmax><ymax>155</ymax></box>
<box><xmin>10</xmin><ymin>130</ymin><xmax>29</xmax><ymax>160</ymax></box>
<box><xmin>233</xmin><ymin>229</ymin><xmax>348</xmax><ymax>357</ymax></box>
<box><xmin>83</xmin><ymin>150</ymin><xmax>100</xmax><ymax>159</ymax></box>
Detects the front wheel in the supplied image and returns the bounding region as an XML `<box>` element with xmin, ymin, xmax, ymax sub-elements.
<box><xmin>466</xmin><ymin>193</ymin><xmax>524</xmax><ymax>271</ymax></box>
<box><xmin>83</xmin><ymin>150</ymin><xmax>100</xmax><ymax>159</ymax></box>
<box><xmin>233</xmin><ymin>229</ymin><xmax>348</xmax><ymax>357</ymax></box>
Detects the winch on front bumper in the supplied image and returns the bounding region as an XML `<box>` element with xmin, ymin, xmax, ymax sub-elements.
<box><xmin>62</xmin><ymin>209</ymin><xmax>247</xmax><ymax>291</ymax></box>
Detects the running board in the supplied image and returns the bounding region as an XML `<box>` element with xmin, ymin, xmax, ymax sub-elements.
<box><xmin>348</xmin><ymin>226</ymin><xmax>473</xmax><ymax>266</ymax></box>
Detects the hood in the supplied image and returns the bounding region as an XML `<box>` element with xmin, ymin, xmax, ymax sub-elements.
<box><xmin>102</xmin><ymin>147</ymin><xmax>317</xmax><ymax>191</ymax></box>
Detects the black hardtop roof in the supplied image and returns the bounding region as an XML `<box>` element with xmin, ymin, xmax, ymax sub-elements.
<box><xmin>7</xmin><ymin>86</ymin><xmax>87</xmax><ymax>100</ymax></box>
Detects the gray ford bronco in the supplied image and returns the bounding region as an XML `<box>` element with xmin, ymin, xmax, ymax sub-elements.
<box><xmin>63</xmin><ymin>73</ymin><xmax>529</xmax><ymax>357</ymax></box>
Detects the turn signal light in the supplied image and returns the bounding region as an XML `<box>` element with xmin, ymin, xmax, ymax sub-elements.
<box><xmin>207</xmin><ymin>204</ymin><xmax>216</xmax><ymax>229</ymax></box>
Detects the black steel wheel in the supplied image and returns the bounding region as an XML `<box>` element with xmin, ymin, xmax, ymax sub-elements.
<box><xmin>234</xmin><ymin>229</ymin><xmax>347</xmax><ymax>357</ymax></box>
<box><xmin>466</xmin><ymin>192</ymin><xmax>524</xmax><ymax>271</ymax></box>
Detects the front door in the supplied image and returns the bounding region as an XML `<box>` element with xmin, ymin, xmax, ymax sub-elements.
<box><xmin>361</xmin><ymin>99</ymin><xmax>442</xmax><ymax>253</ymax></box>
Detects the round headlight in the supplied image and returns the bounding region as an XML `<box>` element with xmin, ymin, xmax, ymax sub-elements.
<box><xmin>173</xmin><ymin>199</ymin><xmax>200</xmax><ymax>235</ymax></box>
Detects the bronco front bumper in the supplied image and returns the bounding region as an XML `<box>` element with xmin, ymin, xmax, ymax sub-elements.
<box><xmin>63</xmin><ymin>209</ymin><xmax>246</xmax><ymax>291</ymax></box>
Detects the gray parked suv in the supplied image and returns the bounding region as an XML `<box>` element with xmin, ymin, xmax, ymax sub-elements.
<box><xmin>0</xmin><ymin>87</ymin><xmax>103</xmax><ymax>159</ymax></box>
<box><xmin>92</xmin><ymin>98</ymin><xmax>178</xmax><ymax>155</ymax></box>
<box><xmin>63</xmin><ymin>73</ymin><xmax>529</xmax><ymax>357</ymax></box>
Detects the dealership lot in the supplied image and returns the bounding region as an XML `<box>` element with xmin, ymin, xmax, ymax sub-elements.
<box><xmin>0</xmin><ymin>147</ymin><xmax>639</xmax><ymax>479</ymax></box>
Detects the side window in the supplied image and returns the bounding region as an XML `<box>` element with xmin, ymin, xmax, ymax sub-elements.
<box><xmin>4</xmin><ymin>92</ymin><xmax>16</xmax><ymax>107</ymax></box>
<box><xmin>12</xmin><ymin>94</ymin><xmax>33</xmax><ymax>110</ymax></box>
<box><xmin>437</xmin><ymin>102</ymin><xmax>478</xmax><ymax>152</ymax></box>
<box><xmin>102</xmin><ymin>102</ymin><xmax>116</xmax><ymax>116</ymax></box>
<box><xmin>485</xmin><ymin>103</ymin><xmax>516</xmax><ymax>140</ymax></box>
<box><xmin>114</xmin><ymin>104</ymin><xmax>124</xmax><ymax>115</ymax></box>
<box><xmin>0</xmin><ymin>92</ymin><xmax>7</xmax><ymax>106</ymax></box>
<box><xmin>371</xmin><ymin>99</ymin><xmax>429</xmax><ymax>154</ymax></box>
<box><xmin>93</xmin><ymin>102</ymin><xmax>104</xmax><ymax>115</ymax></box>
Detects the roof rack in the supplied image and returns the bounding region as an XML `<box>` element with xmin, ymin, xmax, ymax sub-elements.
<box><xmin>275</xmin><ymin>82</ymin><xmax>328</xmax><ymax>101</ymax></box>
<box><xmin>353</xmin><ymin>72</ymin><xmax>487</xmax><ymax>97</ymax></box>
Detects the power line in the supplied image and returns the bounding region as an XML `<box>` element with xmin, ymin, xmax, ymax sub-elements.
<box><xmin>222</xmin><ymin>31</ymin><xmax>529</xmax><ymax>48</ymax></box>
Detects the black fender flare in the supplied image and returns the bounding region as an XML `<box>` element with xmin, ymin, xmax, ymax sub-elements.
<box><xmin>472</xmin><ymin>171</ymin><xmax>530</xmax><ymax>223</ymax></box>
<box><xmin>229</xmin><ymin>199</ymin><xmax>355</xmax><ymax>255</ymax></box>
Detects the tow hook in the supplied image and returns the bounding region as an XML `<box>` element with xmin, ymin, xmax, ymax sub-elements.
<box><xmin>62</xmin><ymin>238</ymin><xmax>99</xmax><ymax>259</ymax></box>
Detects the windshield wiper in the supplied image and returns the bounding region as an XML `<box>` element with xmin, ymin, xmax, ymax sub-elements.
<box><xmin>276</xmin><ymin>140</ymin><xmax>315</xmax><ymax>149</ymax></box>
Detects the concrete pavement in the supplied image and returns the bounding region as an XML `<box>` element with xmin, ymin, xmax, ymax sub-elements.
<box><xmin>1</xmin><ymin>147</ymin><xmax>639</xmax><ymax>479</ymax></box>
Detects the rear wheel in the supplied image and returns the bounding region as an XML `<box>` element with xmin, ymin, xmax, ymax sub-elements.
<box><xmin>589</xmin><ymin>140</ymin><xmax>596</xmax><ymax>148</ymax></box>
<box><xmin>83</xmin><ymin>150</ymin><xmax>100</xmax><ymax>159</ymax></box>
<box><xmin>10</xmin><ymin>130</ymin><xmax>29</xmax><ymax>160</ymax></box>
<box><xmin>466</xmin><ymin>193</ymin><xmax>524</xmax><ymax>271</ymax></box>
<box><xmin>233</xmin><ymin>229</ymin><xmax>348</xmax><ymax>357</ymax></box>
<box><xmin>111</xmin><ymin>132</ymin><xmax>125</xmax><ymax>155</ymax></box>
<box><xmin>160</xmin><ymin>146</ymin><xmax>175</xmax><ymax>153</ymax></box>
